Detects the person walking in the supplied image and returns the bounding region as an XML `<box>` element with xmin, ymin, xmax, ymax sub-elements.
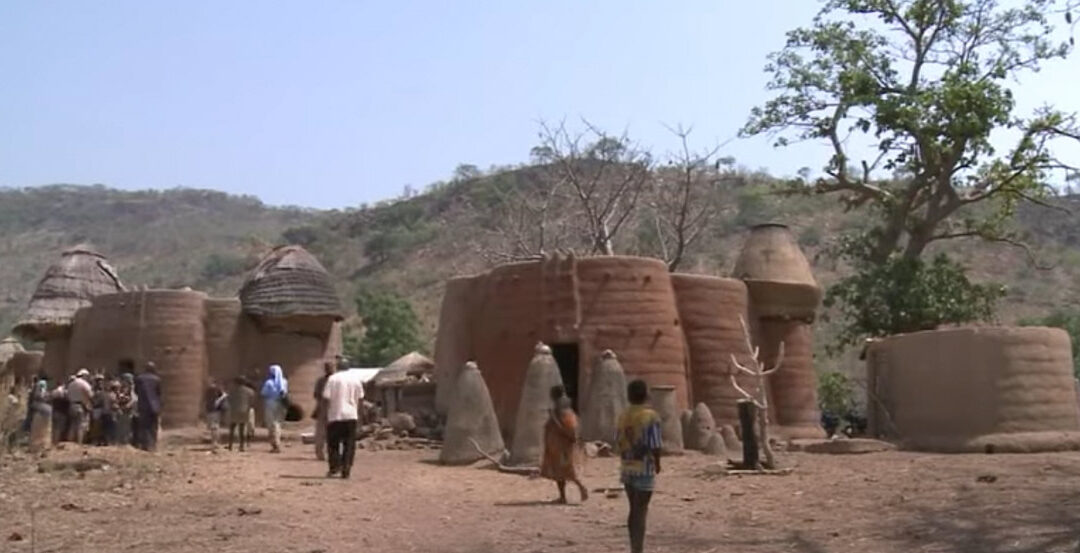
<box><xmin>260</xmin><ymin>364</ymin><xmax>288</xmax><ymax>453</ymax></box>
<box><xmin>615</xmin><ymin>379</ymin><xmax>663</xmax><ymax>553</ymax></box>
<box><xmin>27</xmin><ymin>378</ymin><xmax>52</xmax><ymax>454</ymax></box>
<box><xmin>322</xmin><ymin>368</ymin><xmax>364</xmax><ymax>479</ymax></box>
<box><xmin>65</xmin><ymin>369</ymin><xmax>94</xmax><ymax>444</ymax></box>
<box><xmin>227</xmin><ymin>376</ymin><xmax>255</xmax><ymax>452</ymax></box>
<box><xmin>134</xmin><ymin>362</ymin><xmax>163</xmax><ymax>451</ymax></box>
<box><xmin>204</xmin><ymin>379</ymin><xmax>227</xmax><ymax>451</ymax></box>
<box><xmin>312</xmin><ymin>361</ymin><xmax>336</xmax><ymax>461</ymax></box>
<box><xmin>541</xmin><ymin>385</ymin><xmax>588</xmax><ymax>504</ymax></box>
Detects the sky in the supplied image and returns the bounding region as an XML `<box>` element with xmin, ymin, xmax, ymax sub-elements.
<box><xmin>1</xmin><ymin>1</ymin><xmax>1077</xmax><ymax>209</ymax></box>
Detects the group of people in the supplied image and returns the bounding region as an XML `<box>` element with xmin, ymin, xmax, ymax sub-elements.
<box><xmin>201</xmin><ymin>363</ymin><xmax>304</xmax><ymax>454</ymax></box>
<box><xmin>535</xmin><ymin>378</ymin><xmax>663</xmax><ymax>553</ymax></box>
<box><xmin>19</xmin><ymin>360</ymin><xmax>162</xmax><ymax>452</ymax></box>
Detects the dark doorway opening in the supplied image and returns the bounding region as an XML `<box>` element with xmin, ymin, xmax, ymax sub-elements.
<box><xmin>550</xmin><ymin>343</ymin><xmax>580</xmax><ymax>411</ymax></box>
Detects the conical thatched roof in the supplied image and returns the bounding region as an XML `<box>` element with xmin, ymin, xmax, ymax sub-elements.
<box><xmin>238</xmin><ymin>245</ymin><xmax>343</xmax><ymax>321</ymax></box>
<box><xmin>13</xmin><ymin>246</ymin><xmax>125</xmax><ymax>341</ymax></box>
<box><xmin>0</xmin><ymin>337</ymin><xmax>24</xmax><ymax>366</ymax></box>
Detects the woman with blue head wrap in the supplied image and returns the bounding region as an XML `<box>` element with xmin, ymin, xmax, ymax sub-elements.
<box><xmin>261</xmin><ymin>364</ymin><xmax>288</xmax><ymax>453</ymax></box>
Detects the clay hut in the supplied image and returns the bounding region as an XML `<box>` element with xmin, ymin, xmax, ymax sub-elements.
<box><xmin>580</xmin><ymin>350</ymin><xmax>628</xmax><ymax>443</ymax></box>
<box><xmin>440</xmin><ymin>361</ymin><xmax>505</xmax><ymax>465</ymax></box>
<box><xmin>867</xmin><ymin>327</ymin><xmax>1080</xmax><ymax>452</ymax></box>
<box><xmin>436</xmin><ymin>254</ymin><xmax>689</xmax><ymax>438</ymax></box>
<box><xmin>372</xmin><ymin>352</ymin><xmax>436</xmax><ymax>416</ymax></box>
<box><xmin>13</xmin><ymin>246</ymin><xmax>125</xmax><ymax>379</ymax></box>
<box><xmin>68</xmin><ymin>290</ymin><xmax>209</xmax><ymax>427</ymax></box>
<box><xmin>239</xmin><ymin>245</ymin><xmax>344</xmax><ymax>418</ymax></box>
<box><xmin>239</xmin><ymin>245</ymin><xmax>343</xmax><ymax>334</ymax></box>
<box><xmin>509</xmin><ymin>343</ymin><xmax>563</xmax><ymax>466</ymax></box>
<box><xmin>670</xmin><ymin>275</ymin><xmax>755</xmax><ymax>429</ymax></box>
<box><xmin>733</xmin><ymin>224</ymin><xmax>823</xmax><ymax>439</ymax></box>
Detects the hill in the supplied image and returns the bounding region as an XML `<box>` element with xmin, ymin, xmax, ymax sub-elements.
<box><xmin>2</xmin><ymin>177</ymin><xmax>1078</xmax><ymax>372</ymax></box>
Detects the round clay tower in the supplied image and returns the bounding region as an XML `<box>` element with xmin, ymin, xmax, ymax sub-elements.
<box><xmin>239</xmin><ymin>245</ymin><xmax>344</xmax><ymax>417</ymax></box>
<box><xmin>733</xmin><ymin>224</ymin><xmax>824</xmax><ymax>439</ymax></box>
<box><xmin>12</xmin><ymin>245</ymin><xmax>126</xmax><ymax>379</ymax></box>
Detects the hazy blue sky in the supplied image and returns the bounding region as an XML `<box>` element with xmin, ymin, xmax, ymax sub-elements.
<box><xmin>2</xmin><ymin>1</ymin><xmax>1077</xmax><ymax>209</ymax></box>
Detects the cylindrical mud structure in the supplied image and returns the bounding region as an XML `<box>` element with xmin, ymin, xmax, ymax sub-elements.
<box><xmin>867</xmin><ymin>327</ymin><xmax>1080</xmax><ymax>452</ymax></box>
<box><xmin>434</xmin><ymin>277</ymin><xmax>478</xmax><ymax>416</ymax></box>
<box><xmin>651</xmin><ymin>385</ymin><xmax>684</xmax><ymax>454</ymax></box>
<box><xmin>732</xmin><ymin>224</ymin><xmax>822</xmax><ymax>320</ymax></box>
<box><xmin>205</xmin><ymin>298</ymin><xmax>249</xmax><ymax>385</ymax></box>
<box><xmin>470</xmin><ymin>262</ymin><xmax>546</xmax><ymax>435</ymax></box>
<box><xmin>244</xmin><ymin>323</ymin><xmax>342</xmax><ymax>420</ymax></box>
<box><xmin>42</xmin><ymin>334</ymin><xmax>72</xmax><ymax>381</ymax></box>
<box><xmin>576</xmin><ymin>257</ymin><xmax>689</xmax><ymax>411</ymax></box>
<box><xmin>74</xmin><ymin>290</ymin><xmax>209</xmax><ymax>427</ymax></box>
<box><xmin>671</xmin><ymin>274</ymin><xmax>754</xmax><ymax>428</ymax></box>
<box><xmin>758</xmin><ymin>319</ymin><xmax>821</xmax><ymax>439</ymax></box>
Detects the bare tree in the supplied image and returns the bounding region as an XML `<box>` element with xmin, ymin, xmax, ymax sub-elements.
<box><xmin>478</xmin><ymin>173</ymin><xmax>581</xmax><ymax>264</ymax></box>
<box><xmin>729</xmin><ymin>315</ymin><xmax>784</xmax><ymax>470</ymax></box>
<box><xmin>532</xmin><ymin>120</ymin><xmax>654</xmax><ymax>255</ymax></box>
<box><xmin>647</xmin><ymin>124</ymin><xmax>734</xmax><ymax>271</ymax></box>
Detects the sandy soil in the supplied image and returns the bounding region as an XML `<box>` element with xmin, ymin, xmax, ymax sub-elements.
<box><xmin>2</xmin><ymin>427</ymin><xmax>1079</xmax><ymax>553</ymax></box>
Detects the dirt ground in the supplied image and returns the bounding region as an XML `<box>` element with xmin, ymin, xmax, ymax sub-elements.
<box><xmin>2</xmin><ymin>427</ymin><xmax>1080</xmax><ymax>553</ymax></box>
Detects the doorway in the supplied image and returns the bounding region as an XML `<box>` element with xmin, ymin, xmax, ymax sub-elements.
<box><xmin>550</xmin><ymin>343</ymin><xmax>580</xmax><ymax>411</ymax></box>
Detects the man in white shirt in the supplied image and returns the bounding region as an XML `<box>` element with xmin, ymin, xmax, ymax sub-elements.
<box><xmin>66</xmin><ymin>369</ymin><xmax>94</xmax><ymax>443</ymax></box>
<box><xmin>321</xmin><ymin>367</ymin><xmax>365</xmax><ymax>479</ymax></box>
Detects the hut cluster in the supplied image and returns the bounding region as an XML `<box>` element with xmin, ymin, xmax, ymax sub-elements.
<box><xmin>434</xmin><ymin>223</ymin><xmax>826</xmax><ymax>464</ymax></box>
<box><xmin>9</xmin><ymin>245</ymin><xmax>343</xmax><ymax>427</ymax></box>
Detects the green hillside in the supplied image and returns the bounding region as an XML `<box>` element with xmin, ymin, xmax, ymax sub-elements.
<box><xmin>2</xmin><ymin>177</ymin><xmax>1078</xmax><ymax>373</ymax></box>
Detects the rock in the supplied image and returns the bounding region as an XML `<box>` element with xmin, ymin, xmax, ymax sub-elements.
<box><xmin>720</xmin><ymin>425</ymin><xmax>742</xmax><ymax>456</ymax></box>
<box><xmin>788</xmin><ymin>438</ymin><xmax>896</xmax><ymax>455</ymax></box>
<box><xmin>388</xmin><ymin>413</ymin><xmax>416</xmax><ymax>433</ymax></box>
<box><xmin>7</xmin><ymin>532</ymin><xmax>23</xmax><ymax>542</ymax></box>
<box><xmin>584</xmin><ymin>442</ymin><xmax>600</xmax><ymax>458</ymax></box>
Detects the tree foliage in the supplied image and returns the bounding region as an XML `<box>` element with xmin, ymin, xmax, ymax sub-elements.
<box><xmin>345</xmin><ymin>288</ymin><xmax>425</xmax><ymax>367</ymax></box>
<box><xmin>1020</xmin><ymin>308</ymin><xmax>1080</xmax><ymax>376</ymax></box>
<box><xmin>818</xmin><ymin>371</ymin><xmax>856</xmax><ymax>416</ymax></box>
<box><xmin>824</xmin><ymin>247</ymin><xmax>1005</xmax><ymax>351</ymax></box>
<box><xmin>744</xmin><ymin>0</ymin><xmax>1080</xmax><ymax>263</ymax></box>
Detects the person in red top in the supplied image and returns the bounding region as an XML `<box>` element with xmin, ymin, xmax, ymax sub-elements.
<box><xmin>540</xmin><ymin>385</ymin><xmax>588</xmax><ymax>504</ymax></box>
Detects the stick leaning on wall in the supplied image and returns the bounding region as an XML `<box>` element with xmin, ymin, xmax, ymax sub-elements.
<box><xmin>729</xmin><ymin>315</ymin><xmax>784</xmax><ymax>470</ymax></box>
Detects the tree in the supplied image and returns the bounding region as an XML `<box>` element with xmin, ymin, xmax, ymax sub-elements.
<box><xmin>346</xmin><ymin>288</ymin><xmax>425</xmax><ymax>367</ymax></box>
<box><xmin>824</xmin><ymin>251</ymin><xmax>1005</xmax><ymax>351</ymax></box>
<box><xmin>743</xmin><ymin>0</ymin><xmax>1080</xmax><ymax>264</ymax></box>
<box><xmin>646</xmin><ymin>125</ymin><xmax>735</xmax><ymax>271</ymax></box>
<box><xmin>531</xmin><ymin>120</ymin><xmax>654</xmax><ymax>255</ymax></box>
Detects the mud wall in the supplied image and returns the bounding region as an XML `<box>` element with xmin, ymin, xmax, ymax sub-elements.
<box><xmin>759</xmin><ymin>319</ymin><xmax>821</xmax><ymax>439</ymax></box>
<box><xmin>670</xmin><ymin>274</ymin><xmax>753</xmax><ymax>428</ymax></box>
<box><xmin>6</xmin><ymin>351</ymin><xmax>44</xmax><ymax>383</ymax></box>
<box><xmin>205</xmin><ymin>298</ymin><xmax>253</xmax><ymax>385</ymax></box>
<box><xmin>433</xmin><ymin>277</ymin><xmax>478</xmax><ymax>415</ymax></box>
<box><xmin>243</xmin><ymin>322</ymin><xmax>342</xmax><ymax>419</ymax></box>
<box><xmin>867</xmin><ymin>327</ymin><xmax>1080</xmax><ymax>452</ymax></box>
<box><xmin>69</xmin><ymin>291</ymin><xmax>209</xmax><ymax>427</ymax></box>
<box><xmin>42</xmin><ymin>334</ymin><xmax>72</xmax><ymax>381</ymax></box>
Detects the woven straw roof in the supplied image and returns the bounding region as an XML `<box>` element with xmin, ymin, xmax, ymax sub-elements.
<box><xmin>238</xmin><ymin>245</ymin><xmax>343</xmax><ymax>320</ymax></box>
<box><xmin>373</xmin><ymin>352</ymin><xmax>434</xmax><ymax>385</ymax></box>
<box><xmin>0</xmin><ymin>337</ymin><xmax>24</xmax><ymax>366</ymax></box>
<box><xmin>13</xmin><ymin>246</ymin><xmax>126</xmax><ymax>341</ymax></box>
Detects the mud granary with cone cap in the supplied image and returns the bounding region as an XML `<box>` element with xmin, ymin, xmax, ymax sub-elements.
<box><xmin>433</xmin><ymin>223</ymin><xmax>827</xmax><ymax>444</ymax></box>
<box><xmin>14</xmin><ymin>244</ymin><xmax>343</xmax><ymax>428</ymax></box>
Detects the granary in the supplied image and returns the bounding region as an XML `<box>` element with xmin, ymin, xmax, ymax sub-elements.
<box><xmin>16</xmin><ymin>244</ymin><xmax>343</xmax><ymax>428</ymax></box>
<box><xmin>866</xmin><ymin>326</ymin><xmax>1080</xmax><ymax>453</ymax></box>
<box><xmin>433</xmin><ymin>223</ymin><xmax>825</xmax><ymax>441</ymax></box>
<box><xmin>12</xmin><ymin>245</ymin><xmax>126</xmax><ymax>378</ymax></box>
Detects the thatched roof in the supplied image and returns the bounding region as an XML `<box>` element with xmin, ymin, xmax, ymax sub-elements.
<box><xmin>373</xmin><ymin>352</ymin><xmax>434</xmax><ymax>386</ymax></box>
<box><xmin>0</xmin><ymin>337</ymin><xmax>24</xmax><ymax>366</ymax></box>
<box><xmin>238</xmin><ymin>245</ymin><xmax>343</xmax><ymax>321</ymax></box>
<box><xmin>13</xmin><ymin>246</ymin><xmax>126</xmax><ymax>341</ymax></box>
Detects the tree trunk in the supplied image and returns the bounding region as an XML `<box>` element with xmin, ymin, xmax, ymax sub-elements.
<box><xmin>738</xmin><ymin>400</ymin><xmax>759</xmax><ymax>470</ymax></box>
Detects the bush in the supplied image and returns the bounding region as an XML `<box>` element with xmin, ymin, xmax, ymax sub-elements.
<box><xmin>345</xmin><ymin>288</ymin><xmax>425</xmax><ymax>367</ymax></box>
<box><xmin>201</xmin><ymin>253</ymin><xmax>249</xmax><ymax>281</ymax></box>
<box><xmin>817</xmin><ymin>371</ymin><xmax>854</xmax><ymax>416</ymax></box>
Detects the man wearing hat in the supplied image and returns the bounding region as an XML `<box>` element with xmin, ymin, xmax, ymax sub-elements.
<box><xmin>65</xmin><ymin>368</ymin><xmax>93</xmax><ymax>443</ymax></box>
